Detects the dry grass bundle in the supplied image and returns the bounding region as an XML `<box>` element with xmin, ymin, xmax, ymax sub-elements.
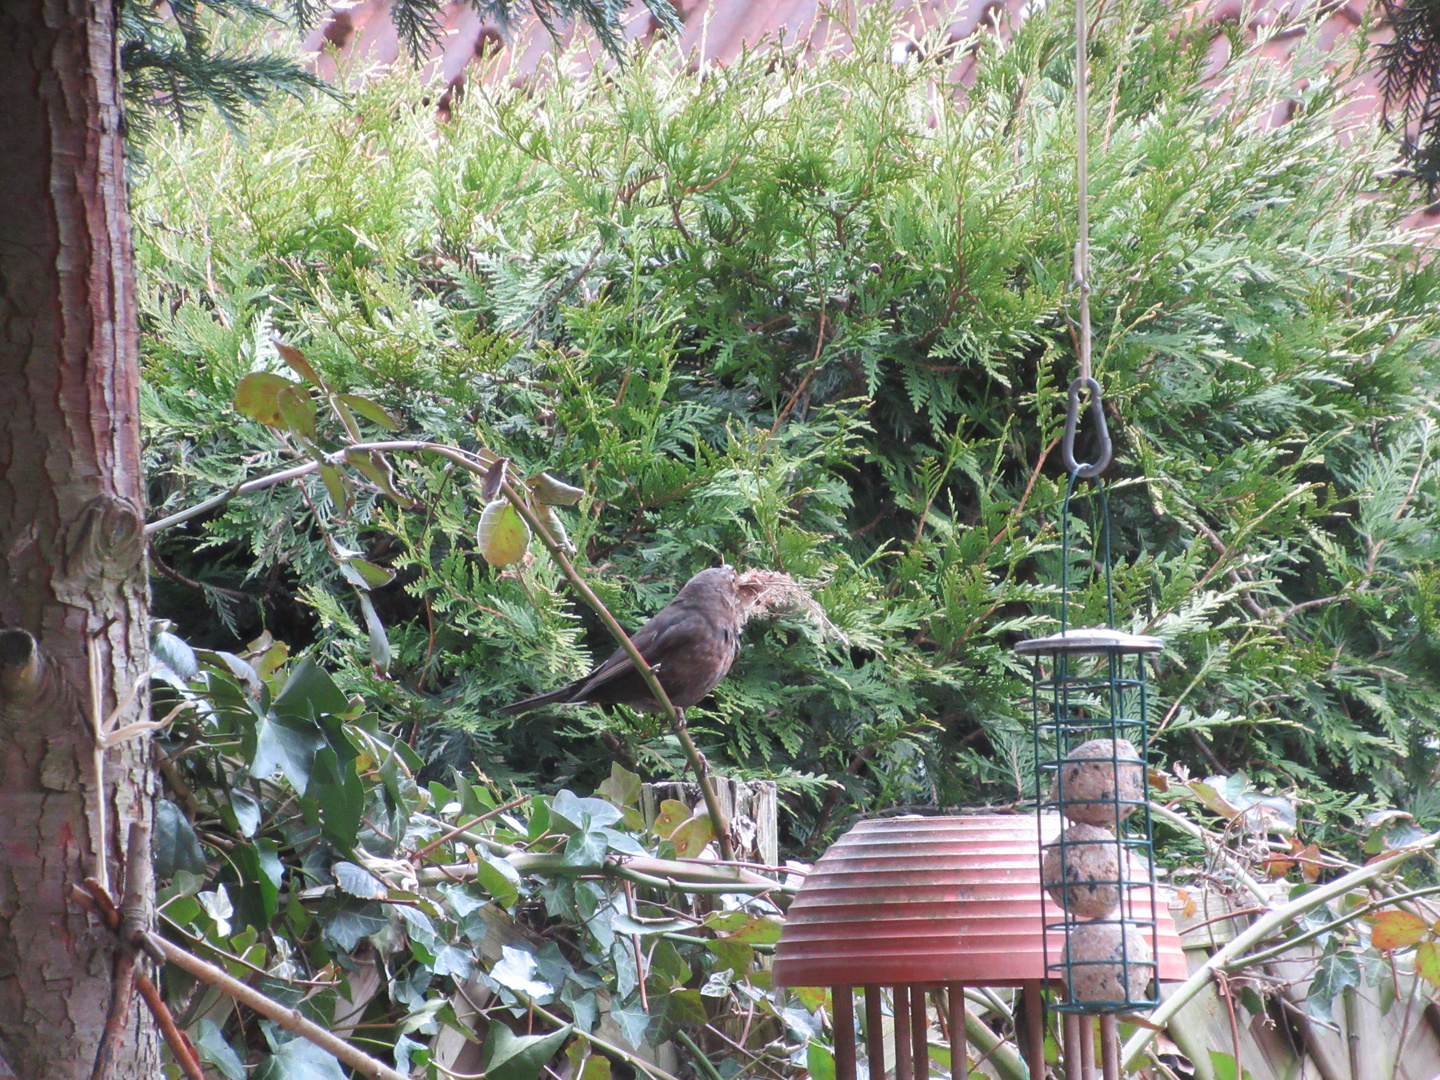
<box><xmin>734</xmin><ymin>569</ymin><xmax>848</xmax><ymax>646</ymax></box>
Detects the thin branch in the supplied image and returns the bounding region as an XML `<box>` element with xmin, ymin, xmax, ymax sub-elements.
<box><xmin>1120</xmin><ymin>830</ymin><xmax>1440</xmax><ymax>1069</ymax></box>
<box><xmin>142</xmin><ymin>930</ymin><xmax>409</xmax><ymax>1080</ymax></box>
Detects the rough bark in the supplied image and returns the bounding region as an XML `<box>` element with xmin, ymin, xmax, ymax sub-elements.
<box><xmin>0</xmin><ymin>0</ymin><xmax>158</xmax><ymax>1076</ymax></box>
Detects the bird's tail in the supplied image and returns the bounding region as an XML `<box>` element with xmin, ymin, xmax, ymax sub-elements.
<box><xmin>495</xmin><ymin>686</ymin><xmax>575</xmax><ymax>716</ymax></box>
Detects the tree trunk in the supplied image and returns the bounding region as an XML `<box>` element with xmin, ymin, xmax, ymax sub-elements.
<box><xmin>0</xmin><ymin>1</ymin><xmax>158</xmax><ymax>1077</ymax></box>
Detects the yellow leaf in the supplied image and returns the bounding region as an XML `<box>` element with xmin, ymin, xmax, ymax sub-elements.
<box><xmin>1416</xmin><ymin>941</ymin><xmax>1440</xmax><ymax>986</ymax></box>
<box><xmin>234</xmin><ymin>372</ymin><xmax>295</xmax><ymax>427</ymax></box>
<box><xmin>477</xmin><ymin>499</ymin><xmax>530</xmax><ymax>566</ymax></box>
<box><xmin>651</xmin><ymin>799</ymin><xmax>691</xmax><ymax>839</ymax></box>
<box><xmin>1372</xmin><ymin>909</ymin><xmax>1428</xmax><ymax>951</ymax></box>
<box><xmin>670</xmin><ymin>815</ymin><xmax>714</xmax><ymax>858</ymax></box>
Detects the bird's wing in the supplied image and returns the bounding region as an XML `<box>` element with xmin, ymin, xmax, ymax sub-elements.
<box><xmin>570</xmin><ymin>605</ymin><xmax>707</xmax><ymax>699</ymax></box>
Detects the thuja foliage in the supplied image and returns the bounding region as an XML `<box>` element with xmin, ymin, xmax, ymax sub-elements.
<box><xmin>138</xmin><ymin>0</ymin><xmax>1440</xmax><ymax>856</ymax></box>
<box><xmin>119</xmin><ymin>0</ymin><xmax>677</xmax><ymax>138</ymax></box>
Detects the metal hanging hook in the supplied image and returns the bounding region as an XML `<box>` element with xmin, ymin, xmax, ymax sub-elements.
<box><xmin>1061</xmin><ymin>376</ymin><xmax>1112</xmax><ymax>478</ymax></box>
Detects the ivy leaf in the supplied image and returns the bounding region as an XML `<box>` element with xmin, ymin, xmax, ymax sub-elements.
<box><xmin>228</xmin><ymin>788</ymin><xmax>261</xmax><ymax>838</ymax></box>
<box><xmin>153</xmin><ymin>630</ymin><xmax>198</xmax><ymax>681</ymax></box>
<box><xmin>476</xmin><ymin>852</ymin><xmax>522</xmax><ymax>907</ymax></box>
<box><xmin>551</xmin><ymin>790</ymin><xmax>623</xmax><ymax>833</ymax></box>
<box><xmin>272</xmin><ymin>657</ymin><xmax>350</xmax><ymax>720</ymax></box>
<box><xmin>323</xmin><ymin>903</ymin><xmax>388</xmax><ymax>951</ymax></box>
<box><xmin>490</xmin><ymin>946</ymin><xmax>555</xmax><ymax>1001</ymax></box>
<box><xmin>481</xmin><ymin>1022</ymin><xmax>572</xmax><ymax>1080</ymax></box>
<box><xmin>610</xmin><ymin>1006</ymin><xmax>651</xmax><ymax>1049</ymax></box>
<box><xmin>251</xmin><ymin>714</ymin><xmax>325</xmax><ymax>793</ymax></box>
<box><xmin>333</xmin><ymin>861</ymin><xmax>388</xmax><ymax>899</ymax></box>
<box><xmin>253</xmin><ymin>1037</ymin><xmax>346</xmax><ymax>1080</ymax></box>
<box><xmin>807</xmin><ymin>1041</ymin><xmax>837</xmax><ymax>1080</ymax></box>
<box><xmin>433</xmin><ymin>945</ymin><xmax>475</xmax><ymax>979</ymax></box>
<box><xmin>663</xmin><ymin>988</ymin><xmax>708</xmax><ymax>1027</ymax></box>
<box><xmin>597</xmin><ymin>762</ymin><xmax>642</xmax><ymax>808</ymax></box>
<box><xmin>154</xmin><ymin>799</ymin><xmax>206</xmax><ymax>879</ymax></box>
<box><xmin>192</xmin><ymin>1019</ymin><xmax>245</xmax><ymax>1080</ymax></box>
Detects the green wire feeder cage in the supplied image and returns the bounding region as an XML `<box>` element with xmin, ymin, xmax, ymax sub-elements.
<box><xmin>1015</xmin><ymin>377</ymin><xmax>1165</xmax><ymax>1015</ymax></box>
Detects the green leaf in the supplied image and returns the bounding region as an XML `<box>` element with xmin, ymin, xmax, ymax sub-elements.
<box><xmin>355</xmin><ymin>589</ymin><xmax>392</xmax><ymax>672</ymax></box>
<box><xmin>272</xmin><ymin>657</ymin><xmax>350</xmax><ymax>720</ymax></box>
<box><xmin>254</xmin><ymin>1037</ymin><xmax>346</xmax><ymax>1080</ymax></box>
<box><xmin>307</xmin><ymin>746</ymin><xmax>365</xmax><ymax>849</ymax></box>
<box><xmin>228</xmin><ymin>788</ymin><xmax>261</xmax><ymax>838</ymax></box>
<box><xmin>250</xmin><ymin>713</ymin><xmax>326</xmax><ymax>793</ymax></box>
<box><xmin>490</xmin><ymin>945</ymin><xmax>554</xmax><ymax>1001</ymax></box>
<box><xmin>153</xmin><ymin>630</ymin><xmax>198</xmax><ymax>680</ymax></box>
<box><xmin>662</xmin><ymin>987</ymin><xmax>708</xmax><ymax>1027</ymax></box>
<box><xmin>1209</xmin><ymin>1051</ymin><xmax>1257</xmax><ymax>1080</ymax></box>
<box><xmin>154</xmin><ymin>799</ymin><xmax>207</xmax><ymax>879</ymax></box>
<box><xmin>333</xmin><ymin>861</ymin><xmax>388</xmax><ymax>899</ymax></box>
<box><xmin>318</xmin><ymin>464</ymin><xmax>351</xmax><ymax>518</ymax></box>
<box><xmin>477</xmin><ymin>498</ymin><xmax>531</xmax><ymax>566</ymax></box>
<box><xmin>272</xmin><ymin>339</ymin><xmax>322</xmax><ymax>387</ymax></box>
<box><xmin>232</xmin><ymin>839</ymin><xmax>284</xmax><ymax>924</ymax></box>
<box><xmin>807</xmin><ymin>1041</ymin><xmax>837</xmax><ymax>1080</ymax></box>
<box><xmin>434</xmin><ymin>944</ymin><xmax>475</xmax><ymax>978</ymax></box>
<box><xmin>323</xmin><ymin>903</ymin><xmax>388</xmax><ymax>951</ymax></box>
<box><xmin>670</xmin><ymin>814</ymin><xmax>713</xmax><ymax>858</ymax></box>
<box><xmin>476</xmin><ymin>851</ymin><xmax>522</xmax><ymax>908</ymax></box>
<box><xmin>551</xmin><ymin>790</ymin><xmax>623</xmax><ymax>832</ymax></box>
<box><xmin>340</xmin><ymin>558</ymin><xmax>396</xmax><ymax>590</ymax></box>
<box><xmin>707</xmin><ymin>938</ymin><xmax>754</xmax><ymax>976</ymax></box>
<box><xmin>276</xmin><ymin>384</ymin><xmax>316</xmax><ymax>439</ymax></box>
<box><xmin>337</xmin><ymin>393</ymin><xmax>401</xmax><ymax>431</ymax></box>
<box><xmin>529</xmin><ymin>471</ymin><xmax>586</xmax><ymax>505</ymax></box>
<box><xmin>192</xmin><ymin>1019</ymin><xmax>245</xmax><ymax>1080</ymax></box>
<box><xmin>610</xmin><ymin>1006</ymin><xmax>650</xmax><ymax>1049</ymax></box>
<box><xmin>481</xmin><ymin>1022</ymin><xmax>572</xmax><ymax>1080</ymax></box>
<box><xmin>234</xmin><ymin>372</ymin><xmax>295</xmax><ymax>428</ymax></box>
<box><xmin>345</xmin><ymin>448</ymin><xmax>408</xmax><ymax>503</ymax></box>
<box><xmin>597</xmin><ymin>762</ymin><xmax>642</xmax><ymax>808</ymax></box>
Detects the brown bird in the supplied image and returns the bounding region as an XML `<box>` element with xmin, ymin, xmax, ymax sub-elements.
<box><xmin>497</xmin><ymin>565</ymin><xmax>743</xmax><ymax>716</ymax></box>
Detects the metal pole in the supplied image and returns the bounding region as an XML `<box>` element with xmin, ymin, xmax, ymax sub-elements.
<box><xmin>1064</xmin><ymin>1011</ymin><xmax>1083</xmax><ymax>1080</ymax></box>
<box><xmin>911</xmin><ymin>985</ymin><xmax>929</xmax><ymax>1079</ymax></box>
<box><xmin>948</xmin><ymin>983</ymin><xmax>967</xmax><ymax>1080</ymax></box>
<box><xmin>833</xmin><ymin>987</ymin><xmax>856</xmax><ymax>1080</ymax></box>
<box><xmin>865</xmin><ymin>986</ymin><xmax>886</xmax><ymax>1080</ymax></box>
<box><xmin>1023</xmin><ymin>982</ymin><xmax>1047</xmax><ymax>1080</ymax></box>
<box><xmin>894</xmin><ymin>986</ymin><xmax>913</xmax><ymax>1080</ymax></box>
<box><xmin>1100</xmin><ymin>1014</ymin><xmax>1120</xmax><ymax>1080</ymax></box>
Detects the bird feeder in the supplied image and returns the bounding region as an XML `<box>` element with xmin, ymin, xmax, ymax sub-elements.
<box><xmin>772</xmin><ymin>814</ymin><xmax>1187</xmax><ymax>1080</ymax></box>
<box><xmin>1012</xmin><ymin>402</ymin><xmax>1170</xmax><ymax>1025</ymax></box>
